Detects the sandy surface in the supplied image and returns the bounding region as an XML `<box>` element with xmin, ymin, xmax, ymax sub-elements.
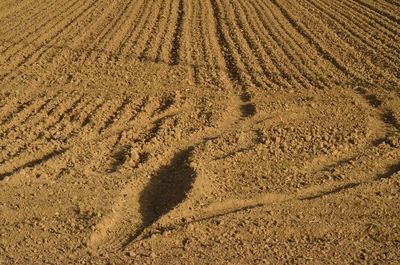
<box><xmin>0</xmin><ymin>0</ymin><xmax>399</xmax><ymax>264</ymax></box>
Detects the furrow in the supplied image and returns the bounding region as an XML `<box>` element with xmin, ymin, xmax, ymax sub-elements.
<box><xmin>0</xmin><ymin>148</ymin><xmax>67</xmax><ymax>181</ymax></box>
<box><xmin>231</xmin><ymin>0</ymin><xmax>305</xmax><ymax>89</ymax></box>
<box><xmin>0</xmin><ymin>0</ymin><xmax>55</xmax><ymax>38</ymax></box>
<box><xmin>0</xmin><ymin>92</ymin><xmax>83</xmax><ymax>163</ymax></box>
<box><xmin>152</xmin><ymin>0</ymin><xmax>180</xmax><ymax>63</ymax></box>
<box><xmin>0</xmin><ymin>0</ymin><xmax>99</xmax><ymax>82</ymax></box>
<box><xmin>135</xmin><ymin>0</ymin><xmax>169</xmax><ymax>62</ymax></box>
<box><xmin>0</xmin><ymin>0</ymin><xmax>82</xmax><ymax>61</ymax></box>
<box><xmin>323</xmin><ymin>0</ymin><xmax>400</xmax><ymax>51</ymax></box>
<box><xmin>147</xmin><ymin>0</ymin><xmax>174</xmax><ymax>63</ymax></box>
<box><xmin>98</xmin><ymin>97</ymin><xmax>132</xmax><ymax>134</ymax></box>
<box><xmin>0</xmin><ymin>96</ymin><xmax>41</xmax><ymax>130</ymax></box>
<box><xmin>255</xmin><ymin>0</ymin><xmax>342</xmax><ymax>87</ymax></box>
<box><xmin>208</xmin><ymin>0</ymin><xmax>252</xmax><ymax>87</ymax></box>
<box><xmin>96</xmin><ymin>0</ymin><xmax>140</xmax><ymax>54</ymax></box>
<box><xmin>283</xmin><ymin>0</ymin><xmax>400</xmax><ymax>85</ymax></box>
<box><xmin>170</xmin><ymin>0</ymin><xmax>185</xmax><ymax>65</ymax></box>
<box><xmin>303</xmin><ymin>0</ymin><xmax>400</xmax><ymax>77</ymax></box>
<box><xmin>119</xmin><ymin>0</ymin><xmax>157</xmax><ymax>58</ymax></box>
<box><xmin>103</xmin><ymin>0</ymin><xmax>145</xmax><ymax>54</ymax></box>
<box><xmin>200</xmin><ymin>0</ymin><xmax>235</xmax><ymax>87</ymax></box>
<box><xmin>240</xmin><ymin>0</ymin><xmax>315</xmax><ymax>90</ymax></box>
<box><xmin>314</xmin><ymin>0</ymin><xmax>400</xmax><ymax>57</ymax></box>
<box><xmin>344</xmin><ymin>0</ymin><xmax>400</xmax><ymax>37</ymax></box>
<box><xmin>213</xmin><ymin>0</ymin><xmax>269</xmax><ymax>88</ymax></box>
<box><xmin>350</xmin><ymin>0</ymin><xmax>400</xmax><ymax>25</ymax></box>
<box><xmin>0</xmin><ymin>0</ymin><xmax>39</xmax><ymax>27</ymax></box>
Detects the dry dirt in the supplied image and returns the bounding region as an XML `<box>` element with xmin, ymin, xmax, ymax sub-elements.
<box><xmin>0</xmin><ymin>0</ymin><xmax>400</xmax><ymax>264</ymax></box>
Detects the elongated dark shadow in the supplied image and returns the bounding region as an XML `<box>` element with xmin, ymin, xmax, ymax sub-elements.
<box><xmin>122</xmin><ymin>147</ymin><xmax>196</xmax><ymax>248</ymax></box>
<box><xmin>139</xmin><ymin>147</ymin><xmax>195</xmax><ymax>226</ymax></box>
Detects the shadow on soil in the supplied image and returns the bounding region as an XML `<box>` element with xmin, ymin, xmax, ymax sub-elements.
<box><xmin>139</xmin><ymin>147</ymin><xmax>195</xmax><ymax>226</ymax></box>
<box><xmin>122</xmin><ymin>147</ymin><xmax>195</xmax><ymax>247</ymax></box>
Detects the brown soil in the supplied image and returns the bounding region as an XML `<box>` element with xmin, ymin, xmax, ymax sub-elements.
<box><xmin>1</xmin><ymin>0</ymin><xmax>400</xmax><ymax>264</ymax></box>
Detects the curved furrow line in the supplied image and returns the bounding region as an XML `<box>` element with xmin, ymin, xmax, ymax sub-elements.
<box><xmin>0</xmin><ymin>96</ymin><xmax>42</xmax><ymax>130</ymax></box>
<box><xmin>76</xmin><ymin>1</ymin><xmax>128</xmax><ymax>64</ymax></box>
<box><xmin>1</xmin><ymin>96</ymin><xmax>91</xmax><ymax>162</ymax></box>
<box><xmin>169</xmin><ymin>0</ymin><xmax>185</xmax><ymax>65</ymax></box>
<box><xmin>0</xmin><ymin>0</ymin><xmax>84</xmax><ymax>73</ymax></box>
<box><xmin>44</xmin><ymin>94</ymin><xmax>88</xmax><ymax>133</ymax></box>
<box><xmin>240</xmin><ymin>0</ymin><xmax>315</xmax><ymax>90</ymax></box>
<box><xmin>232</xmin><ymin>0</ymin><xmax>306</xmax><ymax>90</ymax></box>
<box><xmin>66</xmin><ymin>0</ymin><xmax>119</xmax><ymax>50</ymax></box>
<box><xmin>271</xmin><ymin>0</ymin><xmax>399</xmax><ymax>86</ymax></box>
<box><xmin>0</xmin><ymin>0</ymin><xmax>38</xmax><ymax>25</ymax></box>
<box><xmin>194</xmin><ymin>0</ymin><xmax>223</xmax><ymax>86</ymax></box>
<box><xmin>73</xmin><ymin>98</ymin><xmax>124</xmax><ymax>135</ymax></box>
<box><xmin>190</xmin><ymin>0</ymin><xmax>217</xmax><ymax>85</ymax></box>
<box><xmin>1</xmin><ymin>90</ymin><xmax>79</xmax><ymax>145</ymax></box>
<box><xmin>209</xmin><ymin>0</ymin><xmax>261</xmax><ymax>88</ymax></box>
<box><xmin>56</xmin><ymin>0</ymin><xmax>111</xmax><ymax>49</ymax></box>
<box><xmin>269</xmin><ymin>0</ymin><xmax>352</xmax><ymax>79</ymax></box>
<box><xmin>322</xmin><ymin>0</ymin><xmax>400</xmax><ymax>51</ymax></box>
<box><xmin>0</xmin><ymin>0</ymin><xmax>100</xmax><ymax>82</ymax></box>
<box><xmin>215</xmin><ymin>0</ymin><xmax>272</xmax><ymax>88</ymax></box>
<box><xmin>89</xmin><ymin>1</ymin><xmax>142</xmax><ymax>62</ymax></box>
<box><xmin>302</xmin><ymin>0</ymin><xmax>400</xmax><ymax>75</ymax></box>
<box><xmin>0</xmin><ymin>93</ymin><xmax>33</xmax><ymax>121</ymax></box>
<box><xmin>4</xmin><ymin>93</ymin><xmax>79</xmax><ymax>147</ymax></box>
<box><xmin>64</xmin><ymin>100</ymin><xmax>106</xmax><ymax>140</ymax></box>
<box><xmin>103</xmin><ymin>0</ymin><xmax>145</xmax><ymax>54</ymax></box>
<box><xmin>154</xmin><ymin>0</ymin><xmax>182</xmax><ymax>64</ymax></box>
<box><xmin>200</xmin><ymin>0</ymin><xmax>240</xmax><ymax>88</ymax></box>
<box><xmin>0</xmin><ymin>92</ymin><xmax>84</xmax><ymax>164</ymax></box>
<box><xmin>350</xmin><ymin>0</ymin><xmax>400</xmax><ymax>25</ymax></box>
<box><xmin>183</xmin><ymin>0</ymin><xmax>202</xmax><ymax>84</ymax></box>
<box><xmin>289</xmin><ymin>0</ymin><xmax>400</xmax><ymax>85</ymax></box>
<box><xmin>65</xmin><ymin>95</ymin><xmax>161</xmax><ymax>146</ymax></box>
<box><xmin>31</xmin><ymin>0</ymin><xmax>108</xmax><ymax>66</ymax></box>
<box><xmin>139</xmin><ymin>0</ymin><xmax>173</xmax><ymax>62</ymax></box>
<box><xmin>0</xmin><ymin>0</ymin><xmax>82</xmax><ymax>60</ymax></box>
<box><xmin>382</xmin><ymin>0</ymin><xmax>400</xmax><ymax>8</ymax></box>
<box><xmin>0</xmin><ymin>148</ymin><xmax>67</xmax><ymax>181</ymax></box>
<box><xmin>135</xmin><ymin>0</ymin><xmax>168</xmax><ymax>61</ymax></box>
<box><xmin>0</xmin><ymin>96</ymin><xmax>54</xmax><ymax>137</ymax></box>
<box><xmin>97</xmin><ymin>98</ymin><xmax>145</xmax><ymax>137</ymax></box>
<box><xmin>119</xmin><ymin>0</ymin><xmax>157</xmax><ymax>58</ymax></box>
<box><xmin>185</xmin><ymin>0</ymin><xmax>206</xmax><ymax>84</ymax></box>
<box><xmin>126</xmin><ymin>98</ymin><xmax>151</xmax><ymax>123</ymax></box>
<box><xmin>0</xmin><ymin>0</ymin><xmax>55</xmax><ymax>38</ymax></box>
<box><xmin>140</xmin><ymin>117</ymin><xmax>171</xmax><ymax>144</ymax></box>
<box><xmin>98</xmin><ymin>97</ymin><xmax>132</xmax><ymax>134</ymax></box>
<box><xmin>256</xmin><ymin>0</ymin><xmax>341</xmax><ymax>87</ymax></box>
<box><xmin>207</xmin><ymin>0</ymin><xmax>242</xmax><ymax>86</ymax></box>
<box><xmin>343</xmin><ymin>0</ymin><xmax>400</xmax><ymax>37</ymax></box>
<box><xmin>366</xmin><ymin>0</ymin><xmax>400</xmax><ymax>15</ymax></box>
<box><xmin>96</xmin><ymin>0</ymin><xmax>141</xmax><ymax>54</ymax></box>
<box><xmin>225</xmin><ymin>0</ymin><xmax>289</xmax><ymax>89</ymax></box>
<box><xmin>255</xmin><ymin>0</ymin><xmax>343</xmax><ymax>87</ymax></box>
<box><xmin>44</xmin><ymin>96</ymin><xmax>108</xmax><ymax>142</ymax></box>
<box><xmin>114</xmin><ymin>0</ymin><xmax>149</xmax><ymax>57</ymax></box>
<box><xmin>315</xmin><ymin>0</ymin><xmax>400</xmax><ymax>58</ymax></box>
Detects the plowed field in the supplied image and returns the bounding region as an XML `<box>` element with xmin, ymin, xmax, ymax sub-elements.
<box><xmin>1</xmin><ymin>0</ymin><xmax>400</xmax><ymax>264</ymax></box>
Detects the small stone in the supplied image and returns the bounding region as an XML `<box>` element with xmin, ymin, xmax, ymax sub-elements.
<box><xmin>126</xmin><ymin>251</ymin><xmax>135</xmax><ymax>257</ymax></box>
